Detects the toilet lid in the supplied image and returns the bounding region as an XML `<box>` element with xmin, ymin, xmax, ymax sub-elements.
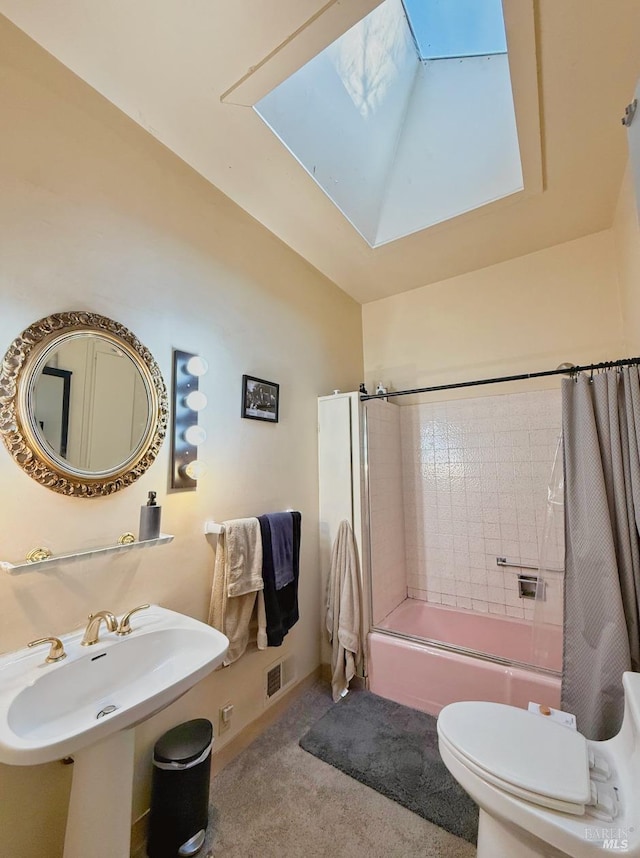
<box><xmin>438</xmin><ymin>702</ymin><xmax>591</xmax><ymax>807</ymax></box>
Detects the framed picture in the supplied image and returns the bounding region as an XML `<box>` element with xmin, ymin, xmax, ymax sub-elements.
<box><xmin>242</xmin><ymin>374</ymin><xmax>279</xmax><ymax>423</ymax></box>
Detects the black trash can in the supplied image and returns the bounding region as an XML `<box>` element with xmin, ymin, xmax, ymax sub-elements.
<box><xmin>147</xmin><ymin>718</ymin><xmax>213</xmax><ymax>858</ymax></box>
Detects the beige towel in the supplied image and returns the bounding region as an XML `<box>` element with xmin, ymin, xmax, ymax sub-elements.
<box><xmin>224</xmin><ymin>518</ymin><xmax>263</xmax><ymax>597</ymax></box>
<box><xmin>326</xmin><ymin>520</ymin><xmax>362</xmax><ymax>703</ymax></box>
<box><xmin>208</xmin><ymin>518</ymin><xmax>266</xmax><ymax>665</ymax></box>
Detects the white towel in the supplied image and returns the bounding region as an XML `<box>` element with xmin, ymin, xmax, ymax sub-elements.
<box><xmin>326</xmin><ymin>520</ymin><xmax>362</xmax><ymax>703</ymax></box>
<box><xmin>208</xmin><ymin>518</ymin><xmax>266</xmax><ymax>665</ymax></box>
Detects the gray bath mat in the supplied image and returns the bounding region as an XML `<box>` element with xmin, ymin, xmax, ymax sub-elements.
<box><xmin>299</xmin><ymin>689</ymin><xmax>478</xmax><ymax>844</ymax></box>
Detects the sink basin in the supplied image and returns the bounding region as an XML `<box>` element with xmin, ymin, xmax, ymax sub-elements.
<box><xmin>0</xmin><ymin>605</ymin><xmax>229</xmax><ymax>766</ymax></box>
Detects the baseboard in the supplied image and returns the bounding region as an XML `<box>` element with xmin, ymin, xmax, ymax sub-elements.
<box><xmin>210</xmin><ymin>666</ymin><xmax>321</xmax><ymax>775</ymax></box>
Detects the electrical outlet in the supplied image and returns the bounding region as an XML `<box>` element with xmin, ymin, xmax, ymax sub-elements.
<box><xmin>218</xmin><ymin>703</ymin><xmax>234</xmax><ymax>733</ymax></box>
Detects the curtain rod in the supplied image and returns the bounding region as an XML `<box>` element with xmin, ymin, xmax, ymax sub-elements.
<box><xmin>360</xmin><ymin>357</ymin><xmax>640</xmax><ymax>401</ymax></box>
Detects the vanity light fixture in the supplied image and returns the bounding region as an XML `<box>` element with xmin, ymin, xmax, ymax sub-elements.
<box><xmin>182</xmin><ymin>460</ymin><xmax>207</xmax><ymax>480</ymax></box>
<box><xmin>184</xmin><ymin>390</ymin><xmax>208</xmax><ymax>412</ymax></box>
<box><xmin>186</xmin><ymin>356</ymin><xmax>209</xmax><ymax>377</ymax></box>
<box><xmin>171</xmin><ymin>349</ymin><xmax>208</xmax><ymax>489</ymax></box>
<box><xmin>184</xmin><ymin>425</ymin><xmax>207</xmax><ymax>446</ymax></box>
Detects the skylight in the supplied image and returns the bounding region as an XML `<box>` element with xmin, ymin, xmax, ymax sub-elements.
<box><xmin>254</xmin><ymin>0</ymin><xmax>523</xmax><ymax>247</ymax></box>
<box><xmin>402</xmin><ymin>0</ymin><xmax>507</xmax><ymax>60</ymax></box>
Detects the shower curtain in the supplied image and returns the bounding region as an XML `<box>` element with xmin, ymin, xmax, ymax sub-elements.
<box><xmin>562</xmin><ymin>367</ymin><xmax>640</xmax><ymax>740</ymax></box>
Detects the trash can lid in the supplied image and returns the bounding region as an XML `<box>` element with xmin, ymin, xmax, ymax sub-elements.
<box><xmin>154</xmin><ymin>718</ymin><xmax>213</xmax><ymax>765</ymax></box>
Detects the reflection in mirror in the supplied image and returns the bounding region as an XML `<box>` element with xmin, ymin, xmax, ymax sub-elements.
<box><xmin>35</xmin><ymin>367</ymin><xmax>71</xmax><ymax>459</ymax></box>
<box><xmin>0</xmin><ymin>312</ymin><xmax>168</xmax><ymax>498</ymax></box>
<box><xmin>32</xmin><ymin>336</ymin><xmax>150</xmax><ymax>473</ymax></box>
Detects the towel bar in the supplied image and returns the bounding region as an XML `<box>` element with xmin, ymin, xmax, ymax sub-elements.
<box><xmin>204</xmin><ymin>521</ymin><xmax>225</xmax><ymax>535</ymax></box>
<box><xmin>204</xmin><ymin>510</ymin><xmax>296</xmax><ymax>536</ymax></box>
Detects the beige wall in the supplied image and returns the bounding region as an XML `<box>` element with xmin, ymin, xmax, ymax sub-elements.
<box><xmin>0</xmin><ymin>17</ymin><xmax>362</xmax><ymax>857</ymax></box>
<box><xmin>613</xmin><ymin>162</ymin><xmax>640</xmax><ymax>353</ymax></box>
<box><xmin>362</xmin><ymin>230</ymin><xmax>626</xmax><ymax>398</ymax></box>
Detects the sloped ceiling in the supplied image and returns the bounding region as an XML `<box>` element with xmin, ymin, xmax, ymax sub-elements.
<box><xmin>1</xmin><ymin>0</ymin><xmax>640</xmax><ymax>303</ymax></box>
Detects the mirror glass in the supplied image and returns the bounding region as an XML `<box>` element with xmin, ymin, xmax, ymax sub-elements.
<box><xmin>0</xmin><ymin>312</ymin><xmax>168</xmax><ymax>497</ymax></box>
<box><xmin>31</xmin><ymin>334</ymin><xmax>151</xmax><ymax>474</ymax></box>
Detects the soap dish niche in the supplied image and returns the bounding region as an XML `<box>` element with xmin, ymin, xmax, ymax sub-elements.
<box><xmin>518</xmin><ymin>574</ymin><xmax>544</xmax><ymax>600</ymax></box>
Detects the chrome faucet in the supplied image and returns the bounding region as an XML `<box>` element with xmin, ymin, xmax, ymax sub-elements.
<box><xmin>81</xmin><ymin>610</ymin><xmax>118</xmax><ymax>646</ymax></box>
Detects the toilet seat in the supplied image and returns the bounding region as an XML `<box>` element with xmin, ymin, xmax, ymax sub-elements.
<box><xmin>437</xmin><ymin>701</ymin><xmax>591</xmax><ymax>814</ymax></box>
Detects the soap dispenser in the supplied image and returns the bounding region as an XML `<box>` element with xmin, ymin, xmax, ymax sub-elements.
<box><xmin>139</xmin><ymin>491</ymin><xmax>161</xmax><ymax>541</ymax></box>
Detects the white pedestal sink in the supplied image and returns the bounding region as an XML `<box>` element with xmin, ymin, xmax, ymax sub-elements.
<box><xmin>63</xmin><ymin>728</ymin><xmax>135</xmax><ymax>858</ymax></box>
<box><xmin>0</xmin><ymin>605</ymin><xmax>229</xmax><ymax>858</ymax></box>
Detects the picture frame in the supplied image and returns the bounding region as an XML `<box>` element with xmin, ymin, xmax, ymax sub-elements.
<box><xmin>241</xmin><ymin>374</ymin><xmax>279</xmax><ymax>423</ymax></box>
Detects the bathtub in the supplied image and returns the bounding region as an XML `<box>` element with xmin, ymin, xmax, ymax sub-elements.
<box><xmin>368</xmin><ymin>599</ymin><xmax>561</xmax><ymax>717</ymax></box>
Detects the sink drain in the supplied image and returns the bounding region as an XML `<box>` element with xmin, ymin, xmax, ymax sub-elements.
<box><xmin>96</xmin><ymin>704</ymin><xmax>118</xmax><ymax>719</ymax></box>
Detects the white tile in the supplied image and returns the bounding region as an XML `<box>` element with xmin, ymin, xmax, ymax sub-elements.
<box><xmin>486</xmin><ymin>570</ymin><xmax>506</xmax><ymax>588</ymax></box>
<box><xmin>455</xmin><ymin>580</ymin><xmax>471</xmax><ymax>597</ymax></box>
<box><xmin>468</xmin><ymin>520</ymin><xmax>484</xmax><ymax>537</ymax></box>
<box><xmin>456</xmin><ymin>565</ymin><xmax>472</xmax><ymax>582</ymax></box>
<box><xmin>483</xmin><ymin>522</ymin><xmax>500</xmax><ymax>539</ymax></box>
<box><xmin>485</xmin><ymin>538</ymin><xmax>502</xmax><ymax>555</ymax></box>
<box><xmin>505</xmin><ymin>589</ymin><xmax>524</xmax><ymax>607</ymax></box>
<box><xmin>470</xmin><ymin>568</ymin><xmax>487</xmax><ymax>584</ymax></box>
<box><xmin>471</xmin><ymin>583</ymin><xmax>489</xmax><ymax>600</ymax></box>
<box><xmin>487</xmin><ymin>586</ymin><xmax>505</xmax><ymax>604</ymax></box>
<box><xmin>499</xmin><ymin>523</ymin><xmax>519</xmax><ymax>541</ymax></box>
<box><xmin>469</xmin><ymin>551</ymin><xmax>487</xmax><ymax>569</ymax></box>
<box><xmin>505</xmin><ymin>606</ymin><xmax>525</xmax><ymax>619</ymax></box>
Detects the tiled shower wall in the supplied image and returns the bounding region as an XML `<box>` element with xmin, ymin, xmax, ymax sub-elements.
<box><xmin>400</xmin><ymin>389</ymin><xmax>564</xmax><ymax>620</ymax></box>
<box><xmin>365</xmin><ymin>400</ymin><xmax>407</xmax><ymax>624</ymax></box>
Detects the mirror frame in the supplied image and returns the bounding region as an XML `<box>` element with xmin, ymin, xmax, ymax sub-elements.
<box><xmin>0</xmin><ymin>311</ymin><xmax>168</xmax><ymax>497</ymax></box>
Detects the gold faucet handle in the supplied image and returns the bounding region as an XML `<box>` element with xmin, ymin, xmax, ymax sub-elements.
<box><xmin>116</xmin><ymin>604</ymin><xmax>151</xmax><ymax>636</ymax></box>
<box><xmin>28</xmin><ymin>636</ymin><xmax>66</xmax><ymax>663</ymax></box>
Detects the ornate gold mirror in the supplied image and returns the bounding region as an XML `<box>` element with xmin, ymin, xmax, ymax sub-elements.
<box><xmin>0</xmin><ymin>312</ymin><xmax>168</xmax><ymax>497</ymax></box>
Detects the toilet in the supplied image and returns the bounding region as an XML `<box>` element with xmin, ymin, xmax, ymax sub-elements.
<box><xmin>437</xmin><ymin>671</ymin><xmax>640</xmax><ymax>857</ymax></box>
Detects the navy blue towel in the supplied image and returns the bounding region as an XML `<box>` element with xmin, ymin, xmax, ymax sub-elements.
<box><xmin>266</xmin><ymin>511</ymin><xmax>295</xmax><ymax>590</ymax></box>
<box><xmin>258</xmin><ymin>511</ymin><xmax>301</xmax><ymax>647</ymax></box>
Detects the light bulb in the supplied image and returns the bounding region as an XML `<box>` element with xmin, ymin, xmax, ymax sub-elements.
<box><xmin>186</xmin><ymin>355</ymin><xmax>208</xmax><ymax>377</ymax></box>
<box><xmin>184</xmin><ymin>425</ymin><xmax>207</xmax><ymax>446</ymax></box>
<box><xmin>185</xmin><ymin>390</ymin><xmax>207</xmax><ymax>412</ymax></box>
<box><xmin>183</xmin><ymin>460</ymin><xmax>207</xmax><ymax>480</ymax></box>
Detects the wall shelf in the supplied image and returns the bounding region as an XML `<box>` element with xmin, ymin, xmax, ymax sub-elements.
<box><xmin>0</xmin><ymin>534</ymin><xmax>174</xmax><ymax>574</ymax></box>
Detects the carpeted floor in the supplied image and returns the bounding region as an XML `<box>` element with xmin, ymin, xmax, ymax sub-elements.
<box><xmin>300</xmin><ymin>689</ymin><xmax>478</xmax><ymax>844</ymax></box>
<box><xmin>199</xmin><ymin>681</ymin><xmax>477</xmax><ymax>858</ymax></box>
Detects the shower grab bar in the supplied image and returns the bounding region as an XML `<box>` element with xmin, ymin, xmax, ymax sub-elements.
<box><xmin>496</xmin><ymin>556</ymin><xmax>564</xmax><ymax>573</ymax></box>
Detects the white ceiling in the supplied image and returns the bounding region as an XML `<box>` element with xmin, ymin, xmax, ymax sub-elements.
<box><xmin>2</xmin><ymin>0</ymin><xmax>640</xmax><ymax>304</ymax></box>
